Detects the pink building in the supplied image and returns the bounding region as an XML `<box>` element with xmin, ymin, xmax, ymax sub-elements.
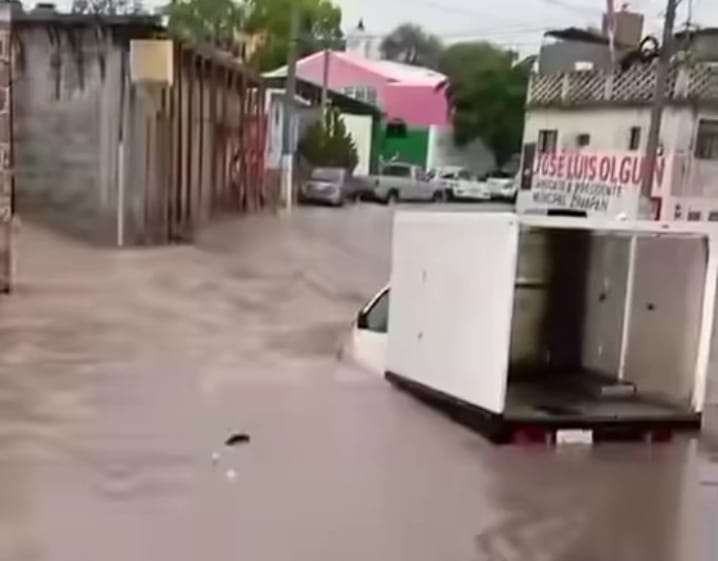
<box><xmin>267</xmin><ymin>50</ymin><xmax>450</xmax><ymax>128</ymax></box>
<box><xmin>264</xmin><ymin>50</ymin><xmax>495</xmax><ymax>174</ymax></box>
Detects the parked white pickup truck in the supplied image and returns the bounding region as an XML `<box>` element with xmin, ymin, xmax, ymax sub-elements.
<box><xmin>369</xmin><ymin>162</ymin><xmax>445</xmax><ymax>204</ymax></box>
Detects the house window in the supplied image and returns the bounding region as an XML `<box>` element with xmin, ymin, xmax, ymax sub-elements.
<box><xmin>577</xmin><ymin>133</ymin><xmax>590</xmax><ymax>147</ymax></box>
<box><xmin>386</xmin><ymin>120</ymin><xmax>407</xmax><ymax>138</ymax></box>
<box><xmin>688</xmin><ymin>210</ymin><xmax>702</xmax><ymax>221</ymax></box>
<box><xmin>708</xmin><ymin>211</ymin><xmax>718</xmax><ymax>222</ymax></box>
<box><xmin>538</xmin><ymin>129</ymin><xmax>558</xmax><ymax>153</ymax></box>
<box><xmin>342</xmin><ymin>86</ymin><xmax>378</xmax><ymax>106</ymax></box>
<box><xmin>696</xmin><ymin>120</ymin><xmax>718</xmax><ymax>160</ymax></box>
<box><xmin>629</xmin><ymin>126</ymin><xmax>642</xmax><ymax>150</ymax></box>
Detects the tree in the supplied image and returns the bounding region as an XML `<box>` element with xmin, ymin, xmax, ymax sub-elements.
<box><xmin>437</xmin><ymin>42</ymin><xmax>530</xmax><ymax>168</ymax></box>
<box><xmin>245</xmin><ymin>0</ymin><xmax>342</xmax><ymax>72</ymax></box>
<box><xmin>380</xmin><ymin>23</ymin><xmax>443</xmax><ymax>70</ymax></box>
<box><xmin>72</xmin><ymin>0</ymin><xmax>145</xmax><ymax>14</ymax></box>
<box><xmin>166</xmin><ymin>0</ymin><xmax>246</xmax><ymax>50</ymax></box>
<box><xmin>298</xmin><ymin>109</ymin><xmax>358</xmax><ymax>172</ymax></box>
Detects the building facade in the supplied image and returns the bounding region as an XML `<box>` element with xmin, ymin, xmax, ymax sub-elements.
<box><xmin>519</xmin><ymin>60</ymin><xmax>718</xmax><ymax>220</ymax></box>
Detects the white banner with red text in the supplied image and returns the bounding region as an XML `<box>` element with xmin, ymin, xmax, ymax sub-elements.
<box><xmin>525</xmin><ymin>150</ymin><xmax>674</xmax><ymax>218</ymax></box>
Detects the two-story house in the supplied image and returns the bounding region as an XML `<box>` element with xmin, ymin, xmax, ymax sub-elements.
<box><xmin>519</xmin><ymin>27</ymin><xmax>718</xmax><ymax>221</ymax></box>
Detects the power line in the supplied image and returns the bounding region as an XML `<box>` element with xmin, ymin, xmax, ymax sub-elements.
<box><xmin>354</xmin><ymin>24</ymin><xmax>563</xmax><ymax>41</ymax></box>
<box><xmin>367</xmin><ymin>0</ymin><xmax>566</xmax><ymax>31</ymax></box>
<box><xmin>536</xmin><ymin>0</ymin><xmax>604</xmax><ymax>15</ymax></box>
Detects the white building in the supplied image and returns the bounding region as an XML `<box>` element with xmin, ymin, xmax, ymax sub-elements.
<box><xmin>520</xmin><ymin>58</ymin><xmax>718</xmax><ymax>220</ymax></box>
<box><xmin>345</xmin><ymin>19</ymin><xmax>381</xmax><ymax>61</ymax></box>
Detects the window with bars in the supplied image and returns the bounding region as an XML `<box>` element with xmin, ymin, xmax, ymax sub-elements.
<box><xmin>538</xmin><ymin>129</ymin><xmax>558</xmax><ymax>153</ymax></box>
<box><xmin>629</xmin><ymin>126</ymin><xmax>641</xmax><ymax>150</ymax></box>
<box><xmin>576</xmin><ymin>133</ymin><xmax>590</xmax><ymax>147</ymax></box>
<box><xmin>696</xmin><ymin>120</ymin><xmax>718</xmax><ymax>160</ymax></box>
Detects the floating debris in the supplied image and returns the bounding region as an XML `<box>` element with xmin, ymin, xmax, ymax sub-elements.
<box><xmin>225</xmin><ymin>432</ymin><xmax>251</xmax><ymax>447</ymax></box>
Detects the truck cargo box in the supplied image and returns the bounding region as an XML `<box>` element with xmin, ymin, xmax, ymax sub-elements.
<box><xmin>386</xmin><ymin>213</ymin><xmax>718</xmax><ymax>442</ymax></box>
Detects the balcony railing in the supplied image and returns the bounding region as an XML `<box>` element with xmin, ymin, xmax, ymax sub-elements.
<box><xmin>527</xmin><ymin>62</ymin><xmax>718</xmax><ymax>107</ymax></box>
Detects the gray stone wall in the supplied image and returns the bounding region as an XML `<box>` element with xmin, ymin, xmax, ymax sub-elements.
<box><xmin>0</xmin><ymin>5</ymin><xmax>13</xmax><ymax>290</ymax></box>
<box><xmin>12</xmin><ymin>24</ymin><xmax>123</xmax><ymax>244</ymax></box>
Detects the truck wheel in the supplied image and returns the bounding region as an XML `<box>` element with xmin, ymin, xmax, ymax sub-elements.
<box><xmin>432</xmin><ymin>190</ymin><xmax>446</xmax><ymax>203</ymax></box>
<box><xmin>386</xmin><ymin>190</ymin><xmax>399</xmax><ymax>205</ymax></box>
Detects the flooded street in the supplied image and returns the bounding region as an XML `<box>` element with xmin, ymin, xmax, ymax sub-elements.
<box><xmin>1</xmin><ymin>204</ymin><xmax>716</xmax><ymax>561</ymax></box>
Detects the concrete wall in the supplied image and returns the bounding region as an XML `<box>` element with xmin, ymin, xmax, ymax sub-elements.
<box><xmin>13</xmin><ymin>25</ymin><xmax>123</xmax><ymax>243</ymax></box>
<box><xmin>12</xmin><ymin>23</ymin><xmax>269</xmax><ymax>246</ymax></box>
<box><xmin>523</xmin><ymin>105</ymin><xmax>696</xmax><ymax>154</ymax></box>
<box><xmin>687</xmin><ymin>33</ymin><xmax>718</xmax><ymax>63</ymax></box>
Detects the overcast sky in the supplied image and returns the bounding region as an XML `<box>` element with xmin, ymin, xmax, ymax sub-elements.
<box><xmin>36</xmin><ymin>0</ymin><xmax>718</xmax><ymax>56</ymax></box>
<box><xmin>335</xmin><ymin>0</ymin><xmax>718</xmax><ymax>54</ymax></box>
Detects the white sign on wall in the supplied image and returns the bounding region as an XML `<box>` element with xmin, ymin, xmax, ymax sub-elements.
<box><xmin>528</xmin><ymin>150</ymin><xmax>673</xmax><ymax>217</ymax></box>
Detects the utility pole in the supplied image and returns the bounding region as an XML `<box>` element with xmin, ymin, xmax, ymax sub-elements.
<box><xmin>641</xmin><ymin>0</ymin><xmax>678</xmax><ymax>208</ymax></box>
<box><xmin>321</xmin><ymin>46</ymin><xmax>331</xmax><ymax>116</ymax></box>
<box><xmin>281</xmin><ymin>2</ymin><xmax>300</xmax><ymax>212</ymax></box>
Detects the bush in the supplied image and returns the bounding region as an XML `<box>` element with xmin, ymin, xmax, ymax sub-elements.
<box><xmin>298</xmin><ymin>109</ymin><xmax>359</xmax><ymax>172</ymax></box>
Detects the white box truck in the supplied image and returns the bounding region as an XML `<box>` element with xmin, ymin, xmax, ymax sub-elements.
<box><xmin>385</xmin><ymin>212</ymin><xmax>718</xmax><ymax>443</ymax></box>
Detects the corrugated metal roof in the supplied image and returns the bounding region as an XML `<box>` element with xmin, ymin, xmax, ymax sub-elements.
<box><xmin>264</xmin><ymin>50</ymin><xmax>446</xmax><ymax>86</ymax></box>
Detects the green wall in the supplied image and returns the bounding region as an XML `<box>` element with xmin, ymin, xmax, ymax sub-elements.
<box><xmin>377</xmin><ymin>126</ymin><xmax>430</xmax><ymax>169</ymax></box>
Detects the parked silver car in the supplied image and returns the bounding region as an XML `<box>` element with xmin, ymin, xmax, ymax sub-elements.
<box><xmin>299</xmin><ymin>167</ymin><xmax>371</xmax><ymax>207</ymax></box>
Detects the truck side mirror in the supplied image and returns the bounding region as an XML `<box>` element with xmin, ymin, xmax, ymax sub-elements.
<box><xmin>357</xmin><ymin>310</ymin><xmax>369</xmax><ymax>329</ymax></box>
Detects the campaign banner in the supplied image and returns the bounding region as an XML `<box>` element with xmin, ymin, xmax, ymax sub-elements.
<box><xmin>529</xmin><ymin>150</ymin><xmax>671</xmax><ymax>216</ymax></box>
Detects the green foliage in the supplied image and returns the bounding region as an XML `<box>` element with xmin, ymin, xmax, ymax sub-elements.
<box><xmin>380</xmin><ymin>23</ymin><xmax>443</xmax><ymax>70</ymax></box>
<box><xmin>246</xmin><ymin>0</ymin><xmax>342</xmax><ymax>71</ymax></box>
<box><xmin>166</xmin><ymin>0</ymin><xmax>246</xmax><ymax>49</ymax></box>
<box><xmin>165</xmin><ymin>0</ymin><xmax>341</xmax><ymax>66</ymax></box>
<box><xmin>438</xmin><ymin>41</ymin><xmax>530</xmax><ymax>168</ymax></box>
<box><xmin>298</xmin><ymin>110</ymin><xmax>359</xmax><ymax>172</ymax></box>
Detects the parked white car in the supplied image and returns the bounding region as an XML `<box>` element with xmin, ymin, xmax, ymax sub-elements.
<box><xmin>485</xmin><ymin>171</ymin><xmax>519</xmax><ymax>202</ymax></box>
<box><xmin>429</xmin><ymin>166</ymin><xmax>490</xmax><ymax>201</ymax></box>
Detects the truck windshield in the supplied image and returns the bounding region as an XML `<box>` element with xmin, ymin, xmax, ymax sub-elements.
<box><xmin>312</xmin><ymin>168</ymin><xmax>344</xmax><ymax>182</ymax></box>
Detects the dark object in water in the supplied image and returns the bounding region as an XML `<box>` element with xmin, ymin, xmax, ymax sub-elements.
<box><xmin>225</xmin><ymin>433</ymin><xmax>251</xmax><ymax>446</ymax></box>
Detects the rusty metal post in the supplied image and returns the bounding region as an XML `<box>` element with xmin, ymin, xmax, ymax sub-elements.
<box><xmin>197</xmin><ymin>58</ymin><xmax>204</xmax><ymax>222</ymax></box>
<box><xmin>257</xmin><ymin>84</ymin><xmax>266</xmax><ymax>208</ymax></box>
<box><xmin>0</xmin><ymin>5</ymin><xmax>14</xmax><ymax>292</ymax></box>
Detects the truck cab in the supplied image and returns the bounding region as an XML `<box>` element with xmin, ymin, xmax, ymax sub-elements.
<box><xmin>370</xmin><ymin>163</ymin><xmax>443</xmax><ymax>203</ymax></box>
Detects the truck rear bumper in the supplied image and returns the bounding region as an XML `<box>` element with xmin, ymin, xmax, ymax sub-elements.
<box><xmin>385</xmin><ymin>371</ymin><xmax>701</xmax><ymax>444</ymax></box>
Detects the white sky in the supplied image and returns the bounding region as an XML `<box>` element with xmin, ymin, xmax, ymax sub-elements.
<box><xmin>335</xmin><ymin>0</ymin><xmax>718</xmax><ymax>54</ymax></box>
<box><xmin>30</xmin><ymin>0</ymin><xmax>718</xmax><ymax>56</ymax></box>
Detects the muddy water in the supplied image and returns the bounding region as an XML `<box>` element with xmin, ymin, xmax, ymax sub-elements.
<box><xmin>0</xmin><ymin>209</ymin><xmax>716</xmax><ymax>561</ymax></box>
